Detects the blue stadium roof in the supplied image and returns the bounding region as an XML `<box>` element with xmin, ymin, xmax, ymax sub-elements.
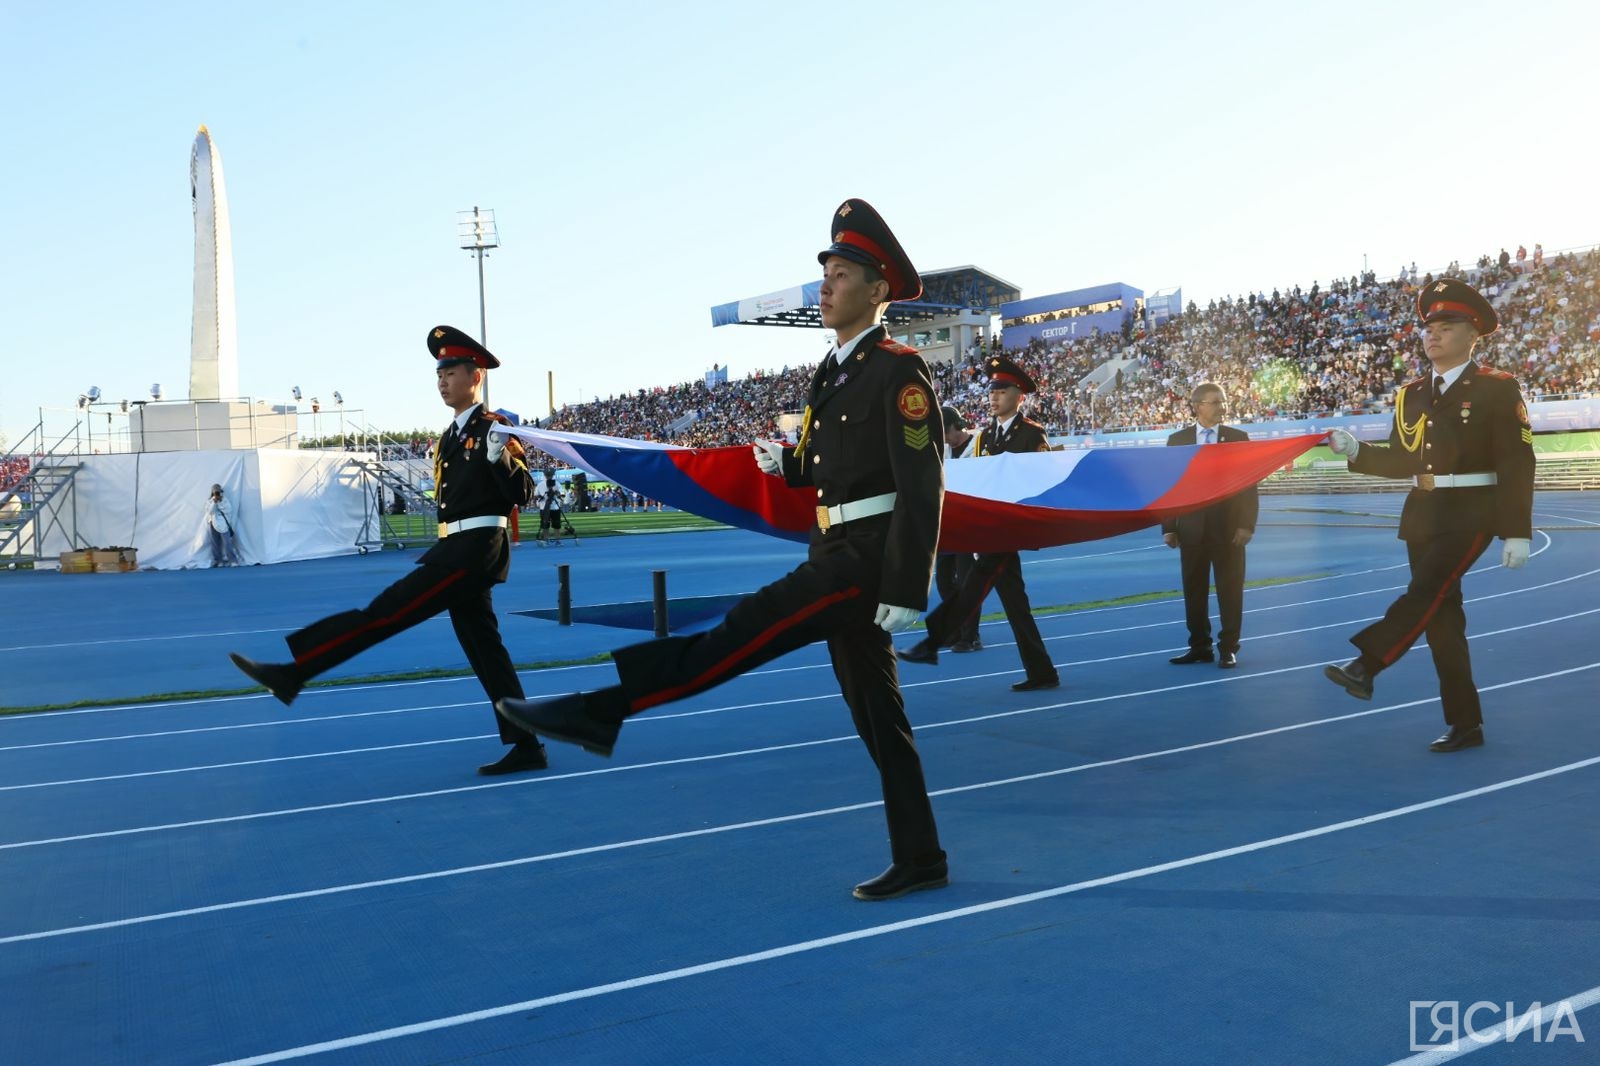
<box><xmin>711</xmin><ymin>266</ymin><xmax>1021</xmax><ymax>328</ymax></box>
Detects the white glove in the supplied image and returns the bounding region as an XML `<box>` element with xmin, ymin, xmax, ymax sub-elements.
<box><xmin>874</xmin><ymin>604</ymin><xmax>921</xmax><ymax>634</ymax></box>
<box><xmin>485</xmin><ymin>427</ymin><xmax>506</xmax><ymax>463</ymax></box>
<box><xmin>1501</xmin><ymin>537</ymin><xmax>1530</xmax><ymax>569</ymax></box>
<box><xmin>1326</xmin><ymin>429</ymin><xmax>1359</xmax><ymax>458</ymax></box>
<box><xmin>751</xmin><ymin>439</ymin><xmax>784</xmax><ymax>476</ymax></box>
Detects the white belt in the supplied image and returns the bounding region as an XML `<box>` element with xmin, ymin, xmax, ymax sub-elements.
<box><xmin>1413</xmin><ymin>472</ymin><xmax>1498</xmax><ymax>490</ymax></box>
<box><xmin>816</xmin><ymin>492</ymin><xmax>897</xmax><ymax>533</ymax></box>
<box><xmin>438</xmin><ymin>515</ymin><xmax>509</xmax><ymax>537</ymax></box>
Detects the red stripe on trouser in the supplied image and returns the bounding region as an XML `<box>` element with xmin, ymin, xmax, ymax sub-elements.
<box><xmin>1378</xmin><ymin>532</ymin><xmax>1489</xmax><ymax>666</ymax></box>
<box><xmin>959</xmin><ymin>560</ymin><xmax>1005</xmax><ymax>629</ymax></box>
<box><xmin>632</xmin><ymin>587</ymin><xmax>862</xmax><ymax>712</ymax></box>
<box><xmin>294</xmin><ymin>569</ymin><xmax>468</xmax><ymax>666</ymax></box>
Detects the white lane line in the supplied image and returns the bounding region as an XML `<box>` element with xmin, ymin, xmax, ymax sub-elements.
<box><xmin>5</xmin><ymin>663</ymin><xmax>1594</xmax><ymax>935</ymax></box>
<box><xmin>206</xmin><ymin>754</ymin><xmax>1600</xmax><ymax>1066</ymax></box>
<box><xmin>0</xmin><ymin>702</ymin><xmax>485</xmax><ymax>753</ymax></box>
<box><xmin>0</xmin><ymin>735</ymin><xmax>487</xmax><ymax>792</ymax></box>
<box><xmin>1384</xmin><ymin>985</ymin><xmax>1600</xmax><ymax>1063</ymax></box>
<box><xmin>0</xmin><ymin>625</ymin><xmax>296</xmax><ymax>653</ymax></box>
<box><xmin>0</xmin><ymin>533</ymin><xmax>1574</xmax><ymax>723</ymax></box>
<box><xmin>9</xmin><ymin>601</ymin><xmax>1597</xmax><ymax>796</ymax></box>
<box><xmin>0</xmin><ymin>659</ymin><xmax>616</xmax><ymax>720</ymax></box>
<box><xmin>5</xmin><ymin>551</ymin><xmax>1593</xmax><ymax>751</ymax></box>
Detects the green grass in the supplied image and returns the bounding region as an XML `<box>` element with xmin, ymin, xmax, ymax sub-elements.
<box><xmin>376</xmin><ymin>509</ymin><xmax>728</xmax><ymax>544</ymax></box>
<box><xmin>0</xmin><ymin>571</ymin><xmax>1335</xmax><ymax>715</ymax></box>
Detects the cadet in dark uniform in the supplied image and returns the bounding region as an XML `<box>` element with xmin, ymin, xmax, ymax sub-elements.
<box><xmin>230</xmin><ymin>326</ymin><xmax>548</xmax><ymax>776</ymax></box>
<box><xmin>898</xmin><ymin>356</ymin><xmax>1061</xmax><ymax>692</ymax></box>
<box><xmin>935</xmin><ymin>405</ymin><xmax>981</xmax><ymax>653</ymax></box>
<box><xmin>1323</xmin><ymin>278</ymin><xmax>1535</xmax><ymax>751</ymax></box>
<box><xmin>1162</xmin><ymin>382</ymin><xmax>1258</xmax><ymax>669</ymax></box>
<box><xmin>497</xmin><ymin>199</ymin><xmax>949</xmax><ymax>901</ymax></box>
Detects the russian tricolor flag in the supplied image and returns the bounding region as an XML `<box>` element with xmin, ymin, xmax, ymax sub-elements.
<box><xmin>504</xmin><ymin>426</ymin><xmax>1323</xmax><ymax>552</ymax></box>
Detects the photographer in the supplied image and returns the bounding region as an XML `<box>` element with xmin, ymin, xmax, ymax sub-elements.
<box><xmin>538</xmin><ymin>474</ymin><xmax>565</xmax><ymax>546</ymax></box>
<box><xmin>205</xmin><ymin>484</ymin><xmax>241</xmax><ymax>567</ymax></box>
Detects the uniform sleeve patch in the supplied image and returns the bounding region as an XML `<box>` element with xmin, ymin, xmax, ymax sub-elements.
<box><xmin>897</xmin><ymin>384</ymin><xmax>931</xmax><ymax>421</ymax></box>
<box><xmin>1521</xmin><ymin>428</ymin><xmax>1534</xmax><ymax>444</ymax></box>
<box><xmin>903</xmin><ymin>425</ymin><xmax>930</xmax><ymax>450</ymax></box>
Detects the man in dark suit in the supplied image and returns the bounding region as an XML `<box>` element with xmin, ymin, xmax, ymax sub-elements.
<box><xmin>1324</xmin><ymin>278</ymin><xmax>1535</xmax><ymax>752</ymax></box>
<box><xmin>497</xmin><ymin>199</ymin><xmax>950</xmax><ymax>901</ymax></box>
<box><xmin>935</xmin><ymin>404</ymin><xmax>981</xmax><ymax>653</ymax></box>
<box><xmin>229</xmin><ymin>326</ymin><xmax>547</xmax><ymax>776</ymax></box>
<box><xmin>897</xmin><ymin>356</ymin><xmax>1060</xmax><ymax>692</ymax></box>
<box><xmin>1163</xmin><ymin>382</ymin><xmax>1258</xmax><ymax>669</ymax></box>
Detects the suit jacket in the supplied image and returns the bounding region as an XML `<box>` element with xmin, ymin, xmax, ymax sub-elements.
<box><xmin>1160</xmin><ymin>424</ymin><xmax>1260</xmax><ymax>546</ymax></box>
<box><xmin>780</xmin><ymin>324</ymin><xmax>944</xmax><ymax>610</ymax></box>
<box><xmin>1348</xmin><ymin>362</ymin><xmax>1535</xmax><ymax>541</ymax></box>
<box><xmin>422</xmin><ymin>405</ymin><xmax>535</xmax><ymax>580</ymax></box>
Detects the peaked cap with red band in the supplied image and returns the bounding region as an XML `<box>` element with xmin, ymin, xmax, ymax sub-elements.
<box><xmin>1417</xmin><ymin>277</ymin><xmax>1498</xmax><ymax>336</ymax></box>
<box><xmin>985</xmin><ymin>354</ymin><xmax>1038</xmax><ymax>394</ymax></box>
<box><xmin>816</xmin><ymin>198</ymin><xmax>923</xmax><ymax>302</ymax></box>
<box><xmin>427</xmin><ymin>325</ymin><xmax>501</xmax><ymax>369</ymax></box>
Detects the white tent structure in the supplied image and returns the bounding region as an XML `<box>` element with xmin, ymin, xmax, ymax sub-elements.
<box><xmin>38</xmin><ymin>450</ymin><xmax>375</xmax><ymax>570</ymax></box>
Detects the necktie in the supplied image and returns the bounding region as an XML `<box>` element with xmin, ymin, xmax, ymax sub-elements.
<box><xmin>1433</xmin><ymin>375</ymin><xmax>1446</xmax><ymax>407</ymax></box>
<box><xmin>1201</xmin><ymin>427</ymin><xmax>1215</xmax><ymax>445</ymax></box>
<box><xmin>442</xmin><ymin>422</ymin><xmax>458</xmax><ymax>450</ymax></box>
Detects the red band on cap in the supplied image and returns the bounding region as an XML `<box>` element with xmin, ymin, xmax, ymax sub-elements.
<box><xmin>836</xmin><ymin>231</ymin><xmax>907</xmax><ymax>297</ymax></box>
<box><xmin>989</xmin><ymin>372</ymin><xmax>1026</xmax><ymax>389</ymax></box>
<box><xmin>437</xmin><ymin>346</ymin><xmax>479</xmax><ymax>361</ymax></box>
<box><xmin>1423</xmin><ymin>300</ymin><xmax>1483</xmax><ymax>327</ymax></box>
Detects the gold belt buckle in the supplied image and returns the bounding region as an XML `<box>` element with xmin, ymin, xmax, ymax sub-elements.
<box><xmin>815</xmin><ymin>505</ymin><xmax>831</xmax><ymax>533</ymax></box>
<box><xmin>438</xmin><ymin>522</ymin><xmax>449</xmax><ymax>537</ymax></box>
<box><xmin>1417</xmin><ymin>473</ymin><xmax>1435</xmax><ymax>492</ymax></box>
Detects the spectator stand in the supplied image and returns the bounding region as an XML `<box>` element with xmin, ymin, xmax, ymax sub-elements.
<box><xmin>542</xmin><ymin>244</ymin><xmax>1597</xmax><ymax>462</ymax></box>
<box><xmin>0</xmin><ymin>417</ymin><xmax>88</xmax><ymax>568</ymax></box>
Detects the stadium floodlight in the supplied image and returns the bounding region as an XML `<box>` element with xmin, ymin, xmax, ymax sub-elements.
<box><xmin>76</xmin><ymin>394</ymin><xmax>89</xmax><ymax>409</ymax></box>
<box><xmin>86</xmin><ymin>386</ymin><xmax>102</xmax><ymax>403</ymax></box>
<box><xmin>332</xmin><ymin>391</ymin><xmax>344</xmax><ymax>406</ymax></box>
<box><xmin>291</xmin><ymin>385</ymin><xmax>302</xmax><ymax>401</ymax></box>
<box><xmin>457</xmin><ymin>205</ymin><xmax>500</xmax><ymax>407</ymax></box>
<box><xmin>151</xmin><ymin>383</ymin><xmax>163</xmax><ymax>400</ymax></box>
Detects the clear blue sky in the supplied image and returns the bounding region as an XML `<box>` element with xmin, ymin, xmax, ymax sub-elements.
<box><xmin>3</xmin><ymin>0</ymin><xmax>1597</xmax><ymax>445</ymax></box>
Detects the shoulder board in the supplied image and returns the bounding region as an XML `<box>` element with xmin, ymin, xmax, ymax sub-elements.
<box><xmin>1022</xmin><ymin>416</ymin><xmax>1046</xmax><ymax>431</ymax></box>
<box><xmin>1402</xmin><ymin>375</ymin><xmax>1429</xmax><ymax>389</ymax></box>
<box><xmin>481</xmin><ymin>411</ymin><xmax>511</xmax><ymax>425</ymax></box>
<box><xmin>875</xmin><ymin>338</ymin><xmax>920</xmax><ymax>356</ymax></box>
<box><xmin>1475</xmin><ymin>367</ymin><xmax>1515</xmax><ymax>381</ymax></box>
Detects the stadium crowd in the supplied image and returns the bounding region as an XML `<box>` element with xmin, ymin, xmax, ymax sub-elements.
<box><xmin>1</xmin><ymin>456</ymin><xmax>31</xmax><ymax>494</ymax></box>
<box><xmin>537</xmin><ymin>245</ymin><xmax>1599</xmax><ymax>457</ymax></box>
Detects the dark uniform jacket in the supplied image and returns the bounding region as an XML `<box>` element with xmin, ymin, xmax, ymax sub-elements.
<box><xmin>781</xmin><ymin>325</ymin><xmax>944</xmax><ymax>610</ymax></box>
<box><xmin>972</xmin><ymin>413</ymin><xmax>1051</xmax><ymax>458</ymax></box>
<box><xmin>423</xmin><ymin>405</ymin><xmax>535</xmax><ymax>580</ymax></box>
<box><xmin>1349</xmin><ymin>362</ymin><xmax>1535</xmax><ymax>542</ymax></box>
<box><xmin>1160</xmin><ymin>424</ymin><xmax>1260</xmax><ymax>546</ymax></box>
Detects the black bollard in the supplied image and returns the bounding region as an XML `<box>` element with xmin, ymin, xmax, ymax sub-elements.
<box><xmin>557</xmin><ymin>563</ymin><xmax>571</xmax><ymax>626</ymax></box>
<box><xmin>653</xmin><ymin>569</ymin><xmax>668</xmax><ymax>638</ymax></box>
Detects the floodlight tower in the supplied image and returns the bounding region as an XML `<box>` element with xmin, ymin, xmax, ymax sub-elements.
<box><xmin>457</xmin><ymin>206</ymin><xmax>499</xmax><ymax>406</ymax></box>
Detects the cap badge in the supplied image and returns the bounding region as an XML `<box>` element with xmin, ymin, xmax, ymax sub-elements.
<box><xmin>838</xmin><ymin>203</ymin><xmax>853</xmax><ymax>217</ymax></box>
<box><xmin>1432</xmin><ymin>282</ymin><xmax>1449</xmax><ymax>293</ymax></box>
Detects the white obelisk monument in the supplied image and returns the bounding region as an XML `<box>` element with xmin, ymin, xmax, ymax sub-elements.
<box><xmin>189</xmin><ymin>125</ymin><xmax>239</xmax><ymax>400</ymax></box>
